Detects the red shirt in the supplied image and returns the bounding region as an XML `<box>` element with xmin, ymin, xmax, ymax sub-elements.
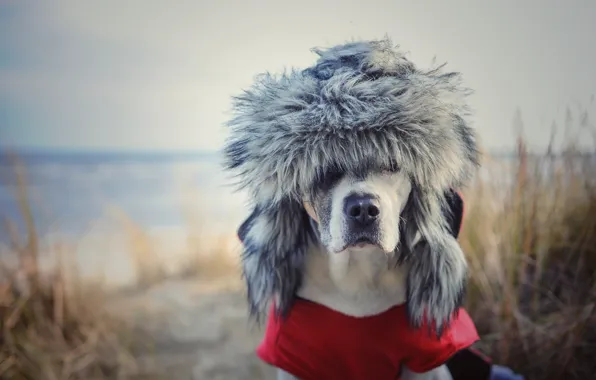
<box><xmin>257</xmin><ymin>299</ymin><xmax>479</xmax><ymax>380</ymax></box>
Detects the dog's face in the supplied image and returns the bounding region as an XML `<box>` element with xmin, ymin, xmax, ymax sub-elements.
<box><xmin>304</xmin><ymin>169</ymin><xmax>412</xmax><ymax>255</ymax></box>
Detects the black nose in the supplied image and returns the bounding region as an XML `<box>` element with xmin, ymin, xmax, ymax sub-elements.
<box><xmin>344</xmin><ymin>194</ymin><xmax>380</xmax><ymax>226</ymax></box>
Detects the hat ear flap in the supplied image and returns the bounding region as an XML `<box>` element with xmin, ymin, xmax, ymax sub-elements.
<box><xmin>237</xmin><ymin>198</ymin><xmax>314</xmax><ymax>321</ymax></box>
<box><xmin>401</xmin><ymin>189</ymin><xmax>468</xmax><ymax>336</ymax></box>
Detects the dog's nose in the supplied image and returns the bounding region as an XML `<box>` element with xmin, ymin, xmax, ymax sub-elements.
<box><xmin>344</xmin><ymin>194</ymin><xmax>380</xmax><ymax>226</ymax></box>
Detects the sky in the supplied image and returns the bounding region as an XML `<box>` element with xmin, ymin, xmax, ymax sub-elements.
<box><xmin>1</xmin><ymin>0</ymin><xmax>595</xmax><ymax>153</ymax></box>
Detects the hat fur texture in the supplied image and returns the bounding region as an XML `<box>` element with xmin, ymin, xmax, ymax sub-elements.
<box><xmin>223</xmin><ymin>38</ymin><xmax>479</xmax><ymax>332</ymax></box>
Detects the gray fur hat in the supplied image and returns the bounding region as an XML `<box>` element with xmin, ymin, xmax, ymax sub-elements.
<box><xmin>223</xmin><ymin>38</ymin><xmax>479</xmax><ymax>332</ymax></box>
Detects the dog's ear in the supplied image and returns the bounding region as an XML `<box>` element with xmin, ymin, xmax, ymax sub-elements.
<box><xmin>400</xmin><ymin>189</ymin><xmax>467</xmax><ymax>337</ymax></box>
<box><xmin>443</xmin><ymin>189</ymin><xmax>464</xmax><ymax>239</ymax></box>
<box><xmin>236</xmin><ymin>198</ymin><xmax>315</xmax><ymax>321</ymax></box>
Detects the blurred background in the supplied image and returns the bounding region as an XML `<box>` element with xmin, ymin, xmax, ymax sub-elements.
<box><xmin>1</xmin><ymin>1</ymin><xmax>595</xmax><ymax>379</ymax></box>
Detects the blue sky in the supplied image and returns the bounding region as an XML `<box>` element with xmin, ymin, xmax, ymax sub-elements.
<box><xmin>1</xmin><ymin>1</ymin><xmax>595</xmax><ymax>152</ymax></box>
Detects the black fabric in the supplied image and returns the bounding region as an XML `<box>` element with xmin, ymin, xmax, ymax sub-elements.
<box><xmin>446</xmin><ymin>348</ymin><xmax>493</xmax><ymax>380</ymax></box>
<box><xmin>443</xmin><ymin>189</ymin><xmax>464</xmax><ymax>239</ymax></box>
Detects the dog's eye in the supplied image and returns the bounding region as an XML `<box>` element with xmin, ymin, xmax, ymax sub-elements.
<box><xmin>313</xmin><ymin>169</ymin><xmax>344</xmax><ymax>192</ymax></box>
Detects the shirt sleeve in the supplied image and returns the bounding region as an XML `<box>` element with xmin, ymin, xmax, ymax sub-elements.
<box><xmin>404</xmin><ymin>308</ymin><xmax>480</xmax><ymax>373</ymax></box>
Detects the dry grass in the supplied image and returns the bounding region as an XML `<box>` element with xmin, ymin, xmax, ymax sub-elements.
<box><xmin>460</xmin><ymin>106</ymin><xmax>596</xmax><ymax>379</ymax></box>
<box><xmin>107</xmin><ymin>207</ymin><xmax>168</xmax><ymax>288</ymax></box>
<box><xmin>0</xmin><ymin>155</ymin><xmax>147</xmax><ymax>380</ymax></box>
<box><xmin>107</xmin><ymin>205</ymin><xmax>239</xmax><ymax>286</ymax></box>
<box><xmin>178</xmin><ymin>180</ymin><xmax>241</xmax><ymax>279</ymax></box>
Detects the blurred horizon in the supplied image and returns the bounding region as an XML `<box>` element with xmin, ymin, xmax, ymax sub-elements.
<box><xmin>1</xmin><ymin>142</ymin><xmax>592</xmax><ymax>158</ymax></box>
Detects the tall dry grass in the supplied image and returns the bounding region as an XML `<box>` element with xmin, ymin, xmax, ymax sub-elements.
<box><xmin>0</xmin><ymin>155</ymin><xmax>147</xmax><ymax>380</ymax></box>
<box><xmin>460</xmin><ymin>106</ymin><xmax>596</xmax><ymax>379</ymax></box>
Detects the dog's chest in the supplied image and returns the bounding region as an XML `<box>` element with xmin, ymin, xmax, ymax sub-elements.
<box><xmin>297</xmin><ymin>246</ymin><xmax>408</xmax><ymax>317</ymax></box>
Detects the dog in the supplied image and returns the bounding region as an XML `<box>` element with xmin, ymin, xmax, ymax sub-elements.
<box><xmin>224</xmin><ymin>38</ymin><xmax>480</xmax><ymax>380</ymax></box>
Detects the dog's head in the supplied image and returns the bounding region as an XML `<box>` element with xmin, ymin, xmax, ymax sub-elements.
<box><xmin>304</xmin><ymin>169</ymin><xmax>411</xmax><ymax>255</ymax></box>
<box><xmin>224</xmin><ymin>38</ymin><xmax>480</xmax><ymax>334</ymax></box>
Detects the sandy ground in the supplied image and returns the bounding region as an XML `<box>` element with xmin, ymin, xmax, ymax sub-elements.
<box><xmin>107</xmin><ymin>276</ymin><xmax>276</xmax><ymax>380</ymax></box>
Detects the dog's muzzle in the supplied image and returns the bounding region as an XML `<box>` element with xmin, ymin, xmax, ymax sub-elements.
<box><xmin>343</xmin><ymin>193</ymin><xmax>381</xmax><ymax>246</ymax></box>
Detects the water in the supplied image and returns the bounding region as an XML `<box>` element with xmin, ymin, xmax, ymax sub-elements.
<box><xmin>1</xmin><ymin>151</ymin><xmax>249</xmax><ymax>232</ymax></box>
<box><xmin>0</xmin><ymin>150</ymin><xmax>250</xmax><ymax>287</ymax></box>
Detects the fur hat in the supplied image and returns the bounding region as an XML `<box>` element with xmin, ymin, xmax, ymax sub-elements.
<box><xmin>223</xmin><ymin>38</ymin><xmax>479</xmax><ymax>333</ymax></box>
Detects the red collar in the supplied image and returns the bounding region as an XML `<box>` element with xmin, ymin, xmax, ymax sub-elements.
<box><xmin>257</xmin><ymin>299</ymin><xmax>479</xmax><ymax>380</ymax></box>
